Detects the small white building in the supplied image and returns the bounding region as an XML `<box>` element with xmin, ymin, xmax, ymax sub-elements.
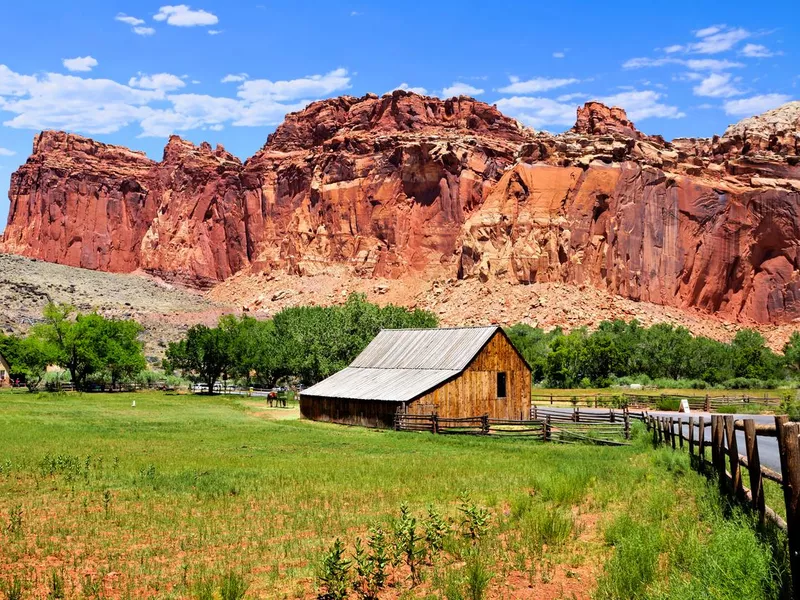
<box><xmin>0</xmin><ymin>351</ymin><xmax>11</xmax><ymax>387</ymax></box>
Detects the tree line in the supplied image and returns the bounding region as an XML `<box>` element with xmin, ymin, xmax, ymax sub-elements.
<box><xmin>506</xmin><ymin>320</ymin><xmax>800</xmax><ymax>389</ymax></box>
<box><xmin>0</xmin><ymin>303</ymin><xmax>146</xmax><ymax>391</ymax></box>
<box><xmin>4</xmin><ymin>298</ymin><xmax>799</xmax><ymax>393</ymax></box>
<box><xmin>164</xmin><ymin>294</ymin><xmax>438</xmax><ymax>391</ymax></box>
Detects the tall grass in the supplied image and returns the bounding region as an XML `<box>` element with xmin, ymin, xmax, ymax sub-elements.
<box><xmin>0</xmin><ymin>389</ymin><xmax>787</xmax><ymax>598</ymax></box>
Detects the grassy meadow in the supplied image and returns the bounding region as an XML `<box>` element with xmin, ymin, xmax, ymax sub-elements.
<box><xmin>0</xmin><ymin>389</ymin><xmax>788</xmax><ymax>599</ymax></box>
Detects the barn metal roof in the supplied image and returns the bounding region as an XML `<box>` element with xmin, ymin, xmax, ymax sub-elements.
<box><xmin>301</xmin><ymin>326</ymin><xmax>499</xmax><ymax>402</ymax></box>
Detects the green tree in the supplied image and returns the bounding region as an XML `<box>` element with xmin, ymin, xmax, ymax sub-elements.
<box><xmin>165</xmin><ymin>324</ymin><xmax>231</xmax><ymax>393</ymax></box>
<box><xmin>32</xmin><ymin>303</ymin><xmax>146</xmax><ymax>391</ymax></box>
<box><xmin>0</xmin><ymin>333</ymin><xmax>24</xmax><ymax>376</ymax></box>
<box><xmin>101</xmin><ymin>319</ymin><xmax>146</xmax><ymax>388</ymax></box>
<box><xmin>15</xmin><ymin>336</ymin><xmax>55</xmax><ymax>392</ymax></box>
<box><xmin>783</xmin><ymin>332</ymin><xmax>800</xmax><ymax>374</ymax></box>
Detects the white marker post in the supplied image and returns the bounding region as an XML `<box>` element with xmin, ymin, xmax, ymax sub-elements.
<box><xmin>679</xmin><ymin>399</ymin><xmax>690</xmax><ymax>414</ymax></box>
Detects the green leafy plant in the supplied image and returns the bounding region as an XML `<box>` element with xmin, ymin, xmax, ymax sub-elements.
<box><xmin>353</xmin><ymin>526</ymin><xmax>391</xmax><ymax>599</ymax></box>
<box><xmin>393</xmin><ymin>503</ymin><xmax>426</xmax><ymax>585</ymax></box>
<box><xmin>318</xmin><ymin>538</ymin><xmax>351</xmax><ymax>600</ymax></box>
<box><xmin>458</xmin><ymin>494</ymin><xmax>490</xmax><ymax>542</ymax></box>
<box><xmin>423</xmin><ymin>506</ymin><xmax>450</xmax><ymax>556</ymax></box>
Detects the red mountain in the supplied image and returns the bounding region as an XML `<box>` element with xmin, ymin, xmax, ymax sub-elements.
<box><xmin>3</xmin><ymin>92</ymin><xmax>799</xmax><ymax>324</ymax></box>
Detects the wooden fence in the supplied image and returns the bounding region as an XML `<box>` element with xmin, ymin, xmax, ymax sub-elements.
<box><xmin>648</xmin><ymin>414</ymin><xmax>800</xmax><ymax>598</ymax></box>
<box><xmin>393</xmin><ymin>413</ymin><xmax>632</xmax><ymax>445</ymax></box>
<box><xmin>533</xmin><ymin>392</ymin><xmax>782</xmax><ymax>411</ymax></box>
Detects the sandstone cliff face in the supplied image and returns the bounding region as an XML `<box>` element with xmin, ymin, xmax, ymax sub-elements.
<box><xmin>3</xmin><ymin>91</ymin><xmax>800</xmax><ymax>324</ymax></box>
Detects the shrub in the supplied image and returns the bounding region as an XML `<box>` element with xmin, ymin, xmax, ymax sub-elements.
<box><xmin>318</xmin><ymin>539</ymin><xmax>351</xmax><ymax>600</ymax></box>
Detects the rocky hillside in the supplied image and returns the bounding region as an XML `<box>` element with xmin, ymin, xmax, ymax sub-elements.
<box><xmin>2</xmin><ymin>92</ymin><xmax>800</xmax><ymax>324</ymax></box>
<box><xmin>0</xmin><ymin>253</ymin><xmax>232</xmax><ymax>361</ymax></box>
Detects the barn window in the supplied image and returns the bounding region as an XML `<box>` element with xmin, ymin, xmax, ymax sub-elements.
<box><xmin>497</xmin><ymin>372</ymin><xmax>507</xmax><ymax>399</ymax></box>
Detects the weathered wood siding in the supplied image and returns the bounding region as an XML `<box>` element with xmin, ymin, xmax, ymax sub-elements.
<box><xmin>407</xmin><ymin>332</ymin><xmax>531</xmax><ymax>420</ymax></box>
<box><xmin>300</xmin><ymin>395</ymin><xmax>401</xmax><ymax>428</ymax></box>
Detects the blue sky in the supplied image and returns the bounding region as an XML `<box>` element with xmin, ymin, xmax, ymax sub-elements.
<box><xmin>1</xmin><ymin>1</ymin><xmax>798</xmax><ymax>231</ymax></box>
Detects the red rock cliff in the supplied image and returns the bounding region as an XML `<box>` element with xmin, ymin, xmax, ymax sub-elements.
<box><xmin>2</xmin><ymin>92</ymin><xmax>800</xmax><ymax>323</ymax></box>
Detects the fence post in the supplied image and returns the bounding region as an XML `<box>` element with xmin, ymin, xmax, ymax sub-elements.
<box><xmin>669</xmin><ymin>418</ymin><xmax>676</xmax><ymax>450</ymax></box>
<box><xmin>743</xmin><ymin>419</ymin><xmax>765</xmax><ymax>523</ymax></box>
<box><xmin>550</xmin><ymin>393</ymin><xmax>553</xmax><ymax>405</ymax></box>
<box><xmin>723</xmin><ymin>415</ymin><xmax>743</xmax><ymax>499</ymax></box>
<box><xmin>624</xmin><ymin>413</ymin><xmax>630</xmax><ymax>440</ymax></box>
<box><xmin>610</xmin><ymin>408</ymin><xmax>616</xmax><ymax>423</ymax></box>
<box><xmin>575</xmin><ymin>406</ymin><xmax>580</xmax><ymax>423</ymax></box>
<box><xmin>432</xmin><ymin>414</ymin><xmax>439</xmax><ymax>435</ymax></box>
<box><xmin>678</xmin><ymin>418</ymin><xmax>684</xmax><ymax>450</ymax></box>
<box><xmin>776</xmin><ymin>416</ymin><xmax>800</xmax><ymax>600</ymax></box>
<box><xmin>704</xmin><ymin>394</ymin><xmax>710</xmax><ymax>412</ymax></box>
<box><xmin>533</xmin><ymin>405</ymin><xmax>538</xmax><ymax>420</ymax></box>
<box><xmin>545</xmin><ymin>416</ymin><xmax>551</xmax><ymax>442</ymax></box>
<box><xmin>688</xmin><ymin>417</ymin><xmax>695</xmax><ymax>455</ymax></box>
<box><xmin>698</xmin><ymin>416</ymin><xmax>706</xmax><ymax>462</ymax></box>
<box><xmin>481</xmin><ymin>413</ymin><xmax>489</xmax><ymax>435</ymax></box>
<box><xmin>712</xmin><ymin>416</ymin><xmax>726</xmax><ymax>487</ymax></box>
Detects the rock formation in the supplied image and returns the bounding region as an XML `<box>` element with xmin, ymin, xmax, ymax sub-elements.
<box><xmin>2</xmin><ymin>91</ymin><xmax>800</xmax><ymax>324</ymax></box>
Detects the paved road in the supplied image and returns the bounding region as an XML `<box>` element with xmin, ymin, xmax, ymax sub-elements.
<box><xmin>535</xmin><ymin>406</ymin><xmax>782</xmax><ymax>474</ymax></box>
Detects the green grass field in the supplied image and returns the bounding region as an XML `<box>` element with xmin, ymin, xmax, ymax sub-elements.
<box><xmin>0</xmin><ymin>389</ymin><xmax>788</xmax><ymax>599</ymax></box>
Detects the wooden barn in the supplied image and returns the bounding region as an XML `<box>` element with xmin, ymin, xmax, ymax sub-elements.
<box><xmin>300</xmin><ymin>326</ymin><xmax>531</xmax><ymax>428</ymax></box>
<box><xmin>0</xmin><ymin>351</ymin><xmax>10</xmax><ymax>387</ymax></box>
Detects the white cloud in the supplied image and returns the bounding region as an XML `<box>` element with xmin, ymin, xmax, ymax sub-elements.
<box><xmin>684</xmin><ymin>59</ymin><xmax>743</xmax><ymax>71</ymax></box>
<box><xmin>393</xmin><ymin>83</ymin><xmax>428</xmax><ymax>95</ymax></box>
<box><xmin>624</xmin><ymin>57</ymin><xmax>743</xmax><ymax>71</ymax></box>
<box><xmin>593</xmin><ymin>90</ymin><xmax>685</xmax><ymax>121</ymax></box>
<box><xmin>154</xmin><ymin>5</ymin><xmax>219</xmax><ymax>27</ymax></box>
<box><xmin>0</xmin><ymin>63</ymin><xmax>353</xmax><ymax>137</ymax></box>
<box><xmin>441</xmin><ymin>82</ymin><xmax>484</xmax><ymax>97</ymax></box>
<box><xmin>663</xmin><ymin>44</ymin><xmax>684</xmax><ymax>54</ymax></box>
<box><xmin>552</xmin><ymin>52</ymin><xmax>565</xmax><ymax>59</ymax></box>
<box><xmin>129</xmin><ymin>73</ymin><xmax>186</xmax><ymax>91</ymax></box>
<box><xmin>741</xmin><ymin>43</ymin><xmax>776</xmax><ymax>58</ymax></box>
<box><xmin>350</xmin><ymin>11</ymin><xmax>363</xmax><ymax>16</ymax></box>
<box><xmin>556</xmin><ymin>93</ymin><xmax>586</xmax><ymax>102</ymax></box>
<box><xmin>221</xmin><ymin>73</ymin><xmax>248</xmax><ymax>83</ymax></box>
<box><xmin>115</xmin><ymin>13</ymin><xmax>145</xmax><ymax>26</ymax></box>
<box><xmin>688</xmin><ymin>26</ymin><xmax>750</xmax><ymax>54</ymax></box>
<box><xmin>116</xmin><ymin>14</ymin><xmax>154</xmax><ymax>35</ymax></box>
<box><xmin>693</xmin><ymin>72</ymin><xmax>744</xmax><ymax>98</ymax></box>
<box><xmin>62</xmin><ymin>56</ymin><xmax>98</xmax><ymax>73</ymax></box>
<box><xmin>696</xmin><ymin>25</ymin><xmax>725</xmax><ymax>38</ymax></box>
<box><xmin>494</xmin><ymin>96</ymin><xmax>577</xmax><ymax>129</ymax></box>
<box><xmin>0</xmin><ymin>147</ymin><xmax>16</xmax><ymax>156</ymax></box>
<box><xmin>0</xmin><ymin>65</ymin><xmax>37</xmax><ymax>96</ymax></box>
<box><xmin>208</xmin><ymin>29</ymin><xmax>222</xmax><ymax>35</ymax></box>
<box><xmin>723</xmin><ymin>94</ymin><xmax>792</xmax><ymax>116</ymax></box>
<box><xmin>497</xmin><ymin>76</ymin><xmax>579</xmax><ymax>94</ymax></box>
<box><xmin>237</xmin><ymin>68</ymin><xmax>351</xmax><ymax>102</ymax></box>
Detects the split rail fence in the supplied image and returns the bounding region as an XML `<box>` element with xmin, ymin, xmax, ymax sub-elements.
<box><xmin>532</xmin><ymin>392</ymin><xmax>782</xmax><ymax>412</ymax></box>
<box><xmin>648</xmin><ymin>413</ymin><xmax>800</xmax><ymax>598</ymax></box>
<box><xmin>394</xmin><ymin>410</ymin><xmax>644</xmax><ymax>445</ymax></box>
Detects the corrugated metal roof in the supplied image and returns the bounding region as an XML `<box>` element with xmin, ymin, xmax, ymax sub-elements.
<box><xmin>350</xmin><ymin>326</ymin><xmax>498</xmax><ymax>371</ymax></box>
<box><xmin>301</xmin><ymin>367</ymin><xmax>458</xmax><ymax>402</ymax></box>
<box><xmin>301</xmin><ymin>326</ymin><xmax>499</xmax><ymax>402</ymax></box>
